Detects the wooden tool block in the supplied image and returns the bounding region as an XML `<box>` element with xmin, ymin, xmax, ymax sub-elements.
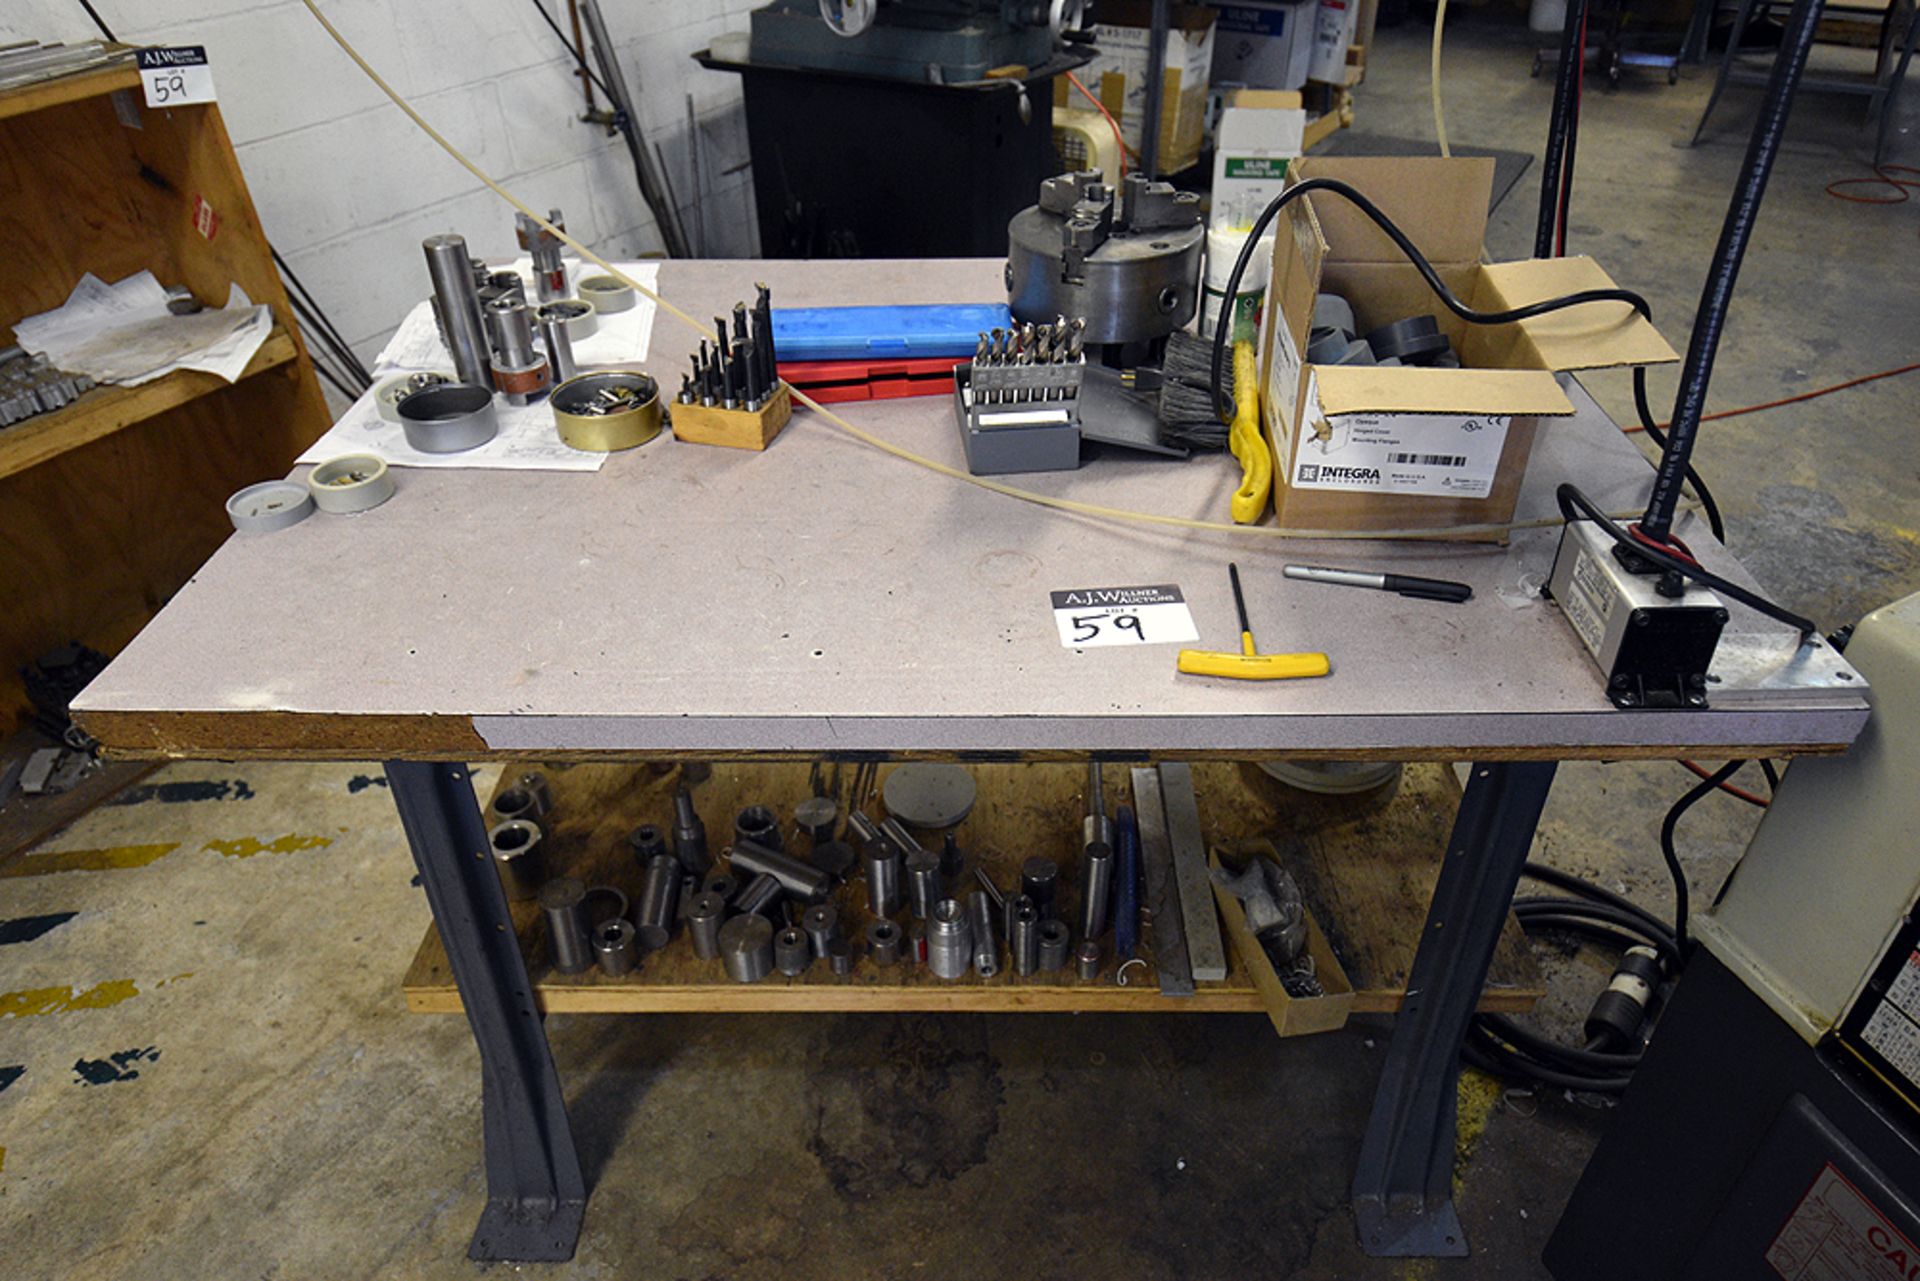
<box><xmin>668</xmin><ymin>383</ymin><xmax>792</xmax><ymax>450</ymax></box>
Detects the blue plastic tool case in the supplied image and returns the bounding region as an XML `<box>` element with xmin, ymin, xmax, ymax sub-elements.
<box><xmin>771</xmin><ymin>304</ymin><xmax>1013</xmax><ymax>361</ymax></box>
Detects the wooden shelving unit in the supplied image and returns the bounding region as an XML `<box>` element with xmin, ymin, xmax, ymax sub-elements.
<box><xmin>0</xmin><ymin>51</ymin><xmax>329</xmax><ymax>736</ymax></box>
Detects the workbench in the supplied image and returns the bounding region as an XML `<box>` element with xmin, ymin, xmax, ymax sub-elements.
<box><xmin>72</xmin><ymin>259</ymin><xmax>1870</xmax><ymax>1264</ymax></box>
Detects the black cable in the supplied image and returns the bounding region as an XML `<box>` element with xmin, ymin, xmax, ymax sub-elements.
<box><xmin>1515</xmin><ymin>864</ymin><xmax>1673</xmax><ymax>940</ymax></box>
<box><xmin>1642</xmin><ymin>0</ymin><xmax>1825</xmax><ymax>541</ymax></box>
<box><xmin>529</xmin><ymin>0</ymin><xmax>616</xmax><ymax>102</ymax></box>
<box><xmin>1556</xmin><ymin>6</ymin><xmax>1588</xmax><ymax>256</ymax></box>
<box><xmin>1535</xmin><ymin>0</ymin><xmax>1591</xmax><ymax>257</ymax></box>
<box><xmin>1661</xmin><ymin>760</ymin><xmax>1744</xmax><ymax>954</ymax></box>
<box><xmin>75</xmin><ymin>0</ymin><xmax>116</xmax><ymax>41</ymax></box>
<box><xmin>306</xmin><ymin>351</ymin><xmax>358</xmax><ymax>401</ymax></box>
<box><xmin>1557</xmin><ymin>483</ymin><xmax>1818</xmax><ymax>634</ymax></box>
<box><xmin>1207</xmin><ymin>177</ymin><xmax>1652</xmax><ymax>424</ymax></box>
<box><xmin>286</xmin><ymin>292</ymin><xmax>369</xmax><ymax>389</ymax></box>
<box><xmin>1760</xmin><ymin>759</ymin><xmax>1781</xmax><ymax>791</ymax></box>
<box><xmin>1634</xmin><ymin>366</ymin><xmax>1727</xmax><ymax>543</ymax></box>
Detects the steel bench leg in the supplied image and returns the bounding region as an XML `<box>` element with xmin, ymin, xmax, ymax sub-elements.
<box><xmin>387</xmin><ymin>760</ymin><xmax>586</xmax><ymax>1263</ymax></box>
<box><xmin>1351</xmin><ymin>760</ymin><xmax>1558</xmax><ymax>1258</ymax></box>
<box><xmin>1879</xmin><ymin>6</ymin><xmax>1920</xmax><ymax>164</ymax></box>
<box><xmin>1692</xmin><ymin>0</ymin><xmax>1763</xmax><ymax>144</ymax></box>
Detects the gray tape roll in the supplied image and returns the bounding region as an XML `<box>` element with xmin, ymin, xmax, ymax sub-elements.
<box><xmin>307</xmin><ymin>455</ymin><xmax>395</xmax><ymax>514</ymax></box>
<box><xmin>577</xmin><ymin>275</ymin><xmax>635</xmax><ymax>314</ymax></box>
<box><xmin>537</xmin><ymin>298</ymin><xmax>598</xmax><ymax>341</ymax></box>
<box><xmin>397</xmin><ymin>382</ymin><xmax>499</xmax><ymax>453</ymax></box>
<box><xmin>227</xmin><ymin>480</ymin><xmax>313</xmax><ymax>533</ymax></box>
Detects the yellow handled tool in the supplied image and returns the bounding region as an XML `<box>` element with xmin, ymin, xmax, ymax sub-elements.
<box><xmin>1177</xmin><ymin>564</ymin><xmax>1330</xmax><ymax>681</ymax></box>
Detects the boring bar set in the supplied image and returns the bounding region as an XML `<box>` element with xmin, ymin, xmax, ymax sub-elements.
<box><xmin>484</xmin><ymin>764</ymin><xmax>1151</xmax><ymax>986</ymax></box>
<box><xmin>675</xmin><ymin>287</ymin><xmax>778</xmax><ymax>412</ymax></box>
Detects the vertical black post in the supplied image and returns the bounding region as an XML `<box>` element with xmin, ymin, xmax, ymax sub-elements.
<box><xmin>1536</xmin><ymin>0</ymin><xmax>1591</xmax><ymax>257</ymax></box>
<box><xmin>387</xmin><ymin>760</ymin><xmax>585</xmax><ymax>1262</ymax></box>
<box><xmin>1140</xmin><ymin>0</ymin><xmax>1169</xmax><ymax>180</ymax></box>
<box><xmin>1351</xmin><ymin>761</ymin><xmax>1558</xmax><ymax>1257</ymax></box>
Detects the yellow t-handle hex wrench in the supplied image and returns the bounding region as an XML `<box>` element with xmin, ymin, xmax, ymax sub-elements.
<box><xmin>1177</xmin><ymin>564</ymin><xmax>1330</xmax><ymax>681</ymax></box>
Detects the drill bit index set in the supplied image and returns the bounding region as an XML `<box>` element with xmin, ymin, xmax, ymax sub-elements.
<box><xmin>953</xmin><ymin>317</ymin><xmax>1088</xmax><ymax>477</ymax></box>
<box><xmin>668</xmin><ymin>284</ymin><xmax>791</xmax><ymax>451</ymax></box>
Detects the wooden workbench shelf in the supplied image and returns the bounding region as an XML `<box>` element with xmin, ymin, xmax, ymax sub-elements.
<box><xmin>0</xmin><ymin>325</ymin><xmax>298</xmax><ymax>481</ymax></box>
<box><xmin>403</xmin><ymin>761</ymin><xmax>1544</xmax><ymax>1019</ymax></box>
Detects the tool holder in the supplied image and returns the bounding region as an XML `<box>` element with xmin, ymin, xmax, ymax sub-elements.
<box><xmin>670</xmin><ymin>382</ymin><xmax>792</xmax><ymax>451</ymax></box>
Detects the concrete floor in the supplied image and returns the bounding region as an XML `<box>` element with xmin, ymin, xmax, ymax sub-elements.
<box><xmin>3</xmin><ymin>16</ymin><xmax>1917</xmax><ymax>1280</ymax></box>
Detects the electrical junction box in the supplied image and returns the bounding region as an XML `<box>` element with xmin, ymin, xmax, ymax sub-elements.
<box><xmin>1546</xmin><ymin>518</ymin><xmax>1728</xmax><ymax>709</ymax></box>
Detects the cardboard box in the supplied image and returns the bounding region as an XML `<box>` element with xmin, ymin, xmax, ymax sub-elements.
<box><xmin>1210</xmin><ymin>93</ymin><xmax>1306</xmax><ymax>226</ymax></box>
<box><xmin>1259</xmin><ymin>156</ymin><xmax>1678</xmax><ymax>540</ymax></box>
<box><xmin>1210</xmin><ymin>1</ymin><xmax>1315</xmax><ymax>91</ymax></box>
<box><xmin>1071</xmin><ymin>1</ymin><xmax>1217</xmax><ymax>175</ymax></box>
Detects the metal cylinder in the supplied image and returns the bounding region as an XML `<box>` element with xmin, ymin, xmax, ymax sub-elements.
<box><xmin>728</xmin><ymin>838</ymin><xmax>831</xmax><ymax>903</ymax></box>
<box><xmin>422</xmin><ymin>233</ymin><xmax>492</xmax><ymax>389</ymax></box>
<box><xmin>866</xmin><ymin>919</ymin><xmax>903</xmax><ymax>966</ymax></box>
<box><xmin>1011</xmin><ymin>900</ymin><xmax>1040</xmax><ymax>976</ymax></box>
<box><xmin>537</xmin><ymin>310</ymin><xmax>577</xmax><ymax>383</ymax></box>
<box><xmin>539</xmin><ymin>877</ymin><xmax>593</xmax><ymax>975</ymax></box>
<box><xmin>491</xmin><ymin>782</ymin><xmax>546</xmax><ymax>831</ymax></box>
<box><xmin>1037</xmin><ymin>919</ymin><xmax>1072</xmax><ymax>972</ymax></box>
<box><xmin>488</xmin><ymin>819</ymin><xmax>545</xmax><ymax>901</ymax></box>
<box><xmin>812</xmin><ymin>839</ymin><xmax>857</xmax><ymax>884</ymax></box>
<box><xmin>686</xmin><ymin>891</ymin><xmax>726</xmax><ymax>960</ymax></box>
<box><xmin>828</xmin><ymin>939</ymin><xmax>854</xmax><ymax>976</ymax></box>
<box><xmin>516</xmin><ymin>208</ymin><xmax>568</xmax><ymax>303</ymax></box>
<box><xmin>1085</xmin><ymin>761</ymin><xmax>1113</xmax><ymax>849</ymax></box>
<box><xmin>1021</xmin><ymin>857</ymin><xmax>1059</xmax><ymax>917</ymax></box>
<box><xmin>879</xmin><ymin>816</ymin><xmax>926</xmax><ymax>860</ymax></box>
<box><xmin>1078</xmin><ymin>839</ymin><xmax>1115</xmax><ymax>941</ymax></box>
<box><xmin>732</xmin><ymin>870</ymin><xmax>783</xmax><ymax>920</ymax></box>
<box><xmin>905</xmin><ymin>850</ymin><xmax>941</xmax><ymax>921</ymax></box>
<box><xmin>671</xmin><ymin>786</ymin><xmax>710</xmax><ymax>876</ymax></box>
<box><xmin>845</xmin><ymin>810</ymin><xmax>886</xmax><ymax>850</ymax></box>
<box><xmin>801</xmin><ymin>902</ymin><xmax>840</xmax><ymax>958</ymax></box>
<box><xmin>630</xmin><ymin>823</ymin><xmax>668</xmax><ymax>865</ymax></box>
<box><xmin>928</xmin><ymin>898</ymin><xmax>972</xmax><ymax>980</ymax></box>
<box><xmin>908</xmin><ymin>921</ymin><xmax>929</xmax><ymax>966</ymax></box>
<box><xmin>584</xmin><ymin>884</ymin><xmax>628</xmax><ymax>929</ymax></box>
<box><xmin>486</xmin><ymin>296</ymin><xmax>538</xmax><ymax>367</ymax></box>
<box><xmin>968</xmin><ymin>890</ymin><xmax>999</xmax><ymax>978</ymax></box>
<box><xmin>594</xmin><ymin>918</ymin><xmax>638</xmax><ymax>976</ymax></box>
<box><xmin>1076</xmin><ymin>938</ymin><xmax>1102</xmax><ymax>981</ymax></box>
<box><xmin>864</xmin><ymin>841</ymin><xmax>904</xmax><ymax>917</ymax></box>
<box><xmin>774</xmin><ymin>925</ymin><xmax>812</xmax><ymax>976</ymax></box>
<box><xmin>704</xmin><ymin>874</ymin><xmax>737</xmax><ymax>903</ymax></box>
<box><xmin>719</xmin><ymin>913</ymin><xmax>774</xmax><ymax>983</ymax></box>
<box><xmin>1005</xmin><ymin>892</ymin><xmax>1035</xmax><ymax>944</ymax></box>
<box><xmin>941</xmin><ymin>831</ymin><xmax>964</xmax><ymax>878</ymax></box>
<box><xmin>734</xmin><ymin>805</ymin><xmax>782</xmax><ymax>850</ymax></box>
<box><xmin>795</xmin><ymin>795</ymin><xmax>838</xmax><ymax>847</ymax></box>
<box><xmin>635</xmin><ymin>853</ymin><xmax>680</xmax><ymax>951</ymax></box>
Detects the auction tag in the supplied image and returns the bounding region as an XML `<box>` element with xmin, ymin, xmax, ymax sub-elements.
<box><xmin>137</xmin><ymin>47</ymin><xmax>217</xmax><ymax>107</ymax></box>
<box><xmin>1050</xmin><ymin>585</ymin><xmax>1198</xmax><ymax>649</ymax></box>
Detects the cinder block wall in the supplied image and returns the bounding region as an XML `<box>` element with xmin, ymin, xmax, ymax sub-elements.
<box><xmin>4</xmin><ymin>0</ymin><xmax>756</xmax><ymax>363</ymax></box>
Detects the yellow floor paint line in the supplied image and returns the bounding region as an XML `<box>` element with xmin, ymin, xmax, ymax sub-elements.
<box><xmin>0</xmin><ymin>843</ymin><xmax>179</xmax><ymax>878</ymax></box>
<box><xmin>202</xmin><ymin>833</ymin><xmax>334</xmax><ymax>859</ymax></box>
<box><xmin>0</xmin><ymin>979</ymin><xmax>140</xmax><ymax>1020</ymax></box>
<box><xmin>1453</xmin><ymin>1066</ymin><xmax>1505</xmax><ymax>1193</ymax></box>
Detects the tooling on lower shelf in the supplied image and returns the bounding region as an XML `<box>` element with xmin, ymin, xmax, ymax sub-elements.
<box><xmin>403</xmin><ymin>761</ymin><xmax>1544</xmax><ymax>1019</ymax></box>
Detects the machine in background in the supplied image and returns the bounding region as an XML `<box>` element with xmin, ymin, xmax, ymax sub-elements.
<box><xmin>696</xmin><ymin>2</ymin><xmax>1092</xmax><ymax>259</ymax></box>
<box><xmin>1547</xmin><ymin>591</ymin><xmax>1920</xmax><ymax>1280</ymax></box>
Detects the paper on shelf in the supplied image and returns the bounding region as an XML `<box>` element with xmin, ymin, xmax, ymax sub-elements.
<box><xmin>12</xmin><ymin>271</ymin><xmax>272</xmax><ymax>386</ymax></box>
<box><xmin>373</xmin><ymin>259</ymin><xmax>660</xmax><ymax>372</ymax></box>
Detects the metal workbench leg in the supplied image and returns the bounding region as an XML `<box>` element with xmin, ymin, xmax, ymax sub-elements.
<box><xmin>387</xmin><ymin>761</ymin><xmax>585</xmax><ymax>1263</ymax></box>
<box><xmin>1351</xmin><ymin>760</ymin><xmax>1558</xmax><ymax>1258</ymax></box>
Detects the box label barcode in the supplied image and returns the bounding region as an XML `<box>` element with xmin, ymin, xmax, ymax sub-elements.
<box><xmin>1387</xmin><ymin>452</ymin><xmax>1467</xmax><ymax>467</ymax></box>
